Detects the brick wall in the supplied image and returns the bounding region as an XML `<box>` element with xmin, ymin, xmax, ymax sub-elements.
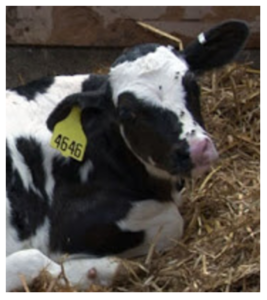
<box><xmin>6</xmin><ymin>6</ymin><xmax>260</xmax><ymax>49</ymax></box>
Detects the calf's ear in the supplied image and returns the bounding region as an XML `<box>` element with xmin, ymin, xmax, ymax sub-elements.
<box><xmin>182</xmin><ymin>20</ymin><xmax>250</xmax><ymax>73</ymax></box>
<box><xmin>46</xmin><ymin>90</ymin><xmax>106</xmax><ymax>132</ymax></box>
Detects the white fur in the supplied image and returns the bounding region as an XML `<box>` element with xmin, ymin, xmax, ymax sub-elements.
<box><xmin>79</xmin><ymin>160</ymin><xmax>94</xmax><ymax>183</ymax></box>
<box><xmin>6</xmin><ymin>249</ymin><xmax>121</xmax><ymax>291</ymax></box>
<box><xmin>7</xmin><ymin>139</ymin><xmax>38</xmax><ymax>193</ymax></box>
<box><xmin>110</xmin><ymin>46</ymin><xmax>188</xmax><ymax>110</ymax></box>
<box><xmin>6</xmin><ymin>249</ymin><xmax>61</xmax><ymax>292</ymax></box>
<box><xmin>6</xmin><ymin>75</ymin><xmax>90</xmax><ymax>140</ymax></box>
<box><xmin>29</xmin><ymin>219</ymin><xmax>51</xmax><ymax>256</ymax></box>
<box><xmin>117</xmin><ymin>200</ymin><xmax>183</xmax><ymax>258</ymax></box>
<box><xmin>42</xmin><ymin>147</ymin><xmax>56</xmax><ymax>201</ymax></box>
<box><xmin>198</xmin><ymin>32</ymin><xmax>206</xmax><ymax>44</ymax></box>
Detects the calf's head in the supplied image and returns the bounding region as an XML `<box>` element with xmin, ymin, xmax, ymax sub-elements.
<box><xmin>47</xmin><ymin>20</ymin><xmax>249</xmax><ymax>179</ymax></box>
<box><xmin>109</xmin><ymin>20</ymin><xmax>249</xmax><ymax>178</ymax></box>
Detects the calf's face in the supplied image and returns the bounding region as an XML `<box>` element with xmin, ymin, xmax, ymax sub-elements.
<box><xmin>110</xmin><ymin>46</ymin><xmax>217</xmax><ymax>177</ymax></box>
<box><xmin>110</xmin><ymin>20</ymin><xmax>249</xmax><ymax>178</ymax></box>
<box><xmin>47</xmin><ymin>20</ymin><xmax>249</xmax><ymax>179</ymax></box>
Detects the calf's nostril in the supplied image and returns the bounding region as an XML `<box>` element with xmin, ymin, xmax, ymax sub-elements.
<box><xmin>201</xmin><ymin>138</ymin><xmax>208</xmax><ymax>152</ymax></box>
<box><xmin>190</xmin><ymin>138</ymin><xmax>218</xmax><ymax>164</ymax></box>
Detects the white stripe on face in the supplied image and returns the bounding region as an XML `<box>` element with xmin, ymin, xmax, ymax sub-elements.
<box><xmin>109</xmin><ymin>46</ymin><xmax>188</xmax><ymax>110</ymax></box>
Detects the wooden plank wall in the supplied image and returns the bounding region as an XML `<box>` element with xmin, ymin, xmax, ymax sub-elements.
<box><xmin>6</xmin><ymin>6</ymin><xmax>260</xmax><ymax>49</ymax></box>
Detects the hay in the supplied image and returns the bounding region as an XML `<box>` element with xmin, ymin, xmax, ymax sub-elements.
<box><xmin>18</xmin><ymin>61</ymin><xmax>259</xmax><ymax>293</ymax></box>
<box><xmin>137</xmin><ymin>21</ymin><xmax>184</xmax><ymax>50</ymax></box>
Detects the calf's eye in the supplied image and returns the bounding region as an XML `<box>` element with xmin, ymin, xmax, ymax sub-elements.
<box><xmin>118</xmin><ymin>108</ymin><xmax>137</xmax><ymax>122</ymax></box>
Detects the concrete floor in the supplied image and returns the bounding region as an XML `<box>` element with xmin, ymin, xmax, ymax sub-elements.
<box><xmin>6</xmin><ymin>46</ymin><xmax>260</xmax><ymax>89</ymax></box>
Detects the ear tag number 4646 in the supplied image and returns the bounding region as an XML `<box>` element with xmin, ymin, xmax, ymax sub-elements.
<box><xmin>50</xmin><ymin>106</ymin><xmax>87</xmax><ymax>162</ymax></box>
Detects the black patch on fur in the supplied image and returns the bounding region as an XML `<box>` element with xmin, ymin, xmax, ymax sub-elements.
<box><xmin>82</xmin><ymin>74</ymin><xmax>108</xmax><ymax>92</ymax></box>
<box><xmin>7</xmin><ymin>137</ymin><xmax>50</xmax><ymax>240</ymax></box>
<box><xmin>11</xmin><ymin>77</ymin><xmax>54</xmax><ymax>101</ymax></box>
<box><xmin>112</xmin><ymin>44</ymin><xmax>160</xmax><ymax>67</ymax></box>
<box><xmin>182</xmin><ymin>71</ymin><xmax>205</xmax><ymax>128</ymax></box>
<box><xmin>6</xmin><ymin>143</ymin><xmax>13</xmax><ymax>190</ymax></box>
<box><xmin>52</xmin><ymin>155</ymin><xmax>83</xmax><ymax>186</ymax></box>
<box><xmin>7</xmin><ymin>171</ymin><xmax>49</xmax><ymax>240</ymax></box>
<box><xmin>16</xmin><ymin>137</ymin><xmax>48</xmax><ymax>200</ymax></box>
<box><xmin>49</xmin><ymin>184</ymin><xmax>145</xmax><ymax>255</ymax></box>
<box><xmin>118</xmin><ymin>92</ymin><xmax>193</xmax><ymax>176</ymax></box>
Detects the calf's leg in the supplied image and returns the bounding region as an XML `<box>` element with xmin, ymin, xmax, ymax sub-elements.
<box><xmin>6</xmin><ymin>249</ymin><xmax>122</xmax><ymax>291</ymax></box>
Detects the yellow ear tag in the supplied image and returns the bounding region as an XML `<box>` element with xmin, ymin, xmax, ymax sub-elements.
<box><xmin>50</xmin><ymin>106</ymin><xmax>87</xmax><ymax>161</ymax></box>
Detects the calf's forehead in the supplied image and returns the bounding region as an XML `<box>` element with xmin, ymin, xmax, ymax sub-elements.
<box><xmin>109</xmin><ymin>45</ymin><xmax>189</xmax><ymax>107</ymax></box>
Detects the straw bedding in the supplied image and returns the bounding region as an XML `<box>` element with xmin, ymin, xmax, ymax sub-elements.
<box><xmin>16</xmin><ymin>61</ymin><xmax>260</xmax><ymax>292</ymax></box>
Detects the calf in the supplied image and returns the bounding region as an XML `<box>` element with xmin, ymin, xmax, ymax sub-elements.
<box><xmin>6</xmin><ymin>20</ymin><xmax>249</xmax><ymax>291</ymax></box>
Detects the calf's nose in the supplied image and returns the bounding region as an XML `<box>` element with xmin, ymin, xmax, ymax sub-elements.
<box><xmin>189</xmin><ymin>137</ymin><xmax>218</xmax><ymax>167</ymax></box>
